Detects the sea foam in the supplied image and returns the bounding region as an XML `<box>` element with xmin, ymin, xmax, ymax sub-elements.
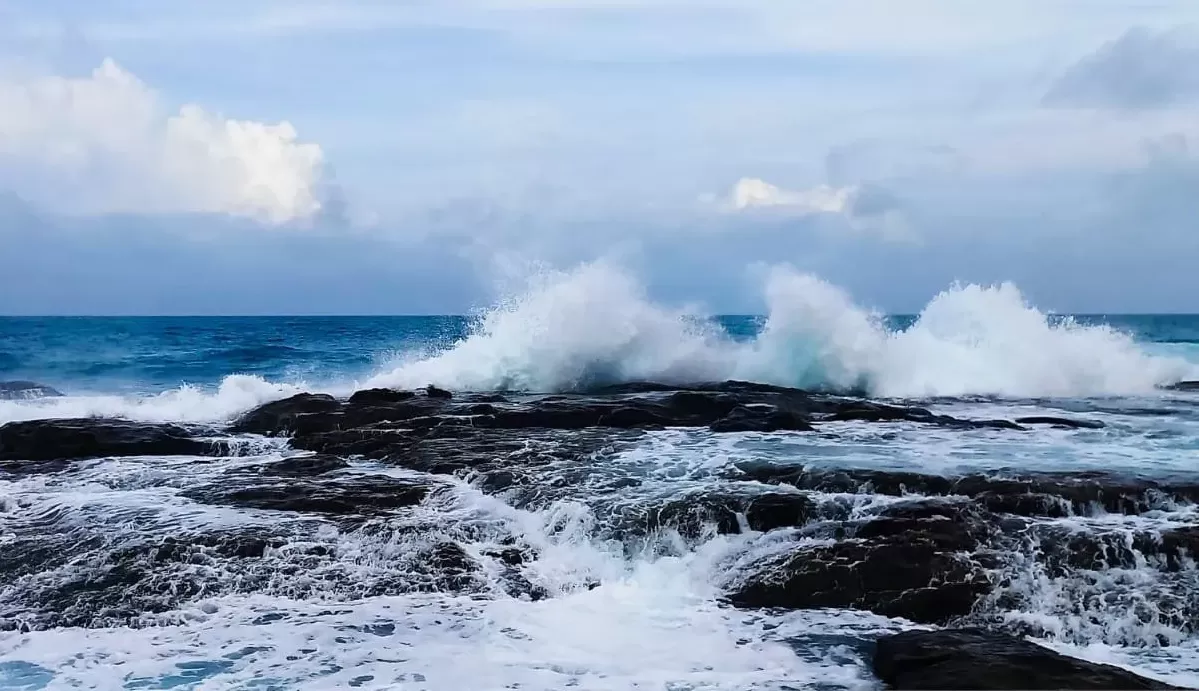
<box><xmin>367</xmin><ymin>261</ymin><xmax>1197</xmax><ymax>398</ymax></box>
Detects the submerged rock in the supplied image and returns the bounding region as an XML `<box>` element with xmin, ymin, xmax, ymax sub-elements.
<box><xmin>0</xmin><ymin>381</ymin><xmax>63</xmax><ymax>400</ymax></box>
<box><xmin>872</xmin><ymin>628</ymin><xmax>1183</xmax><ymax>689</ymax></box>
<box><xmin>0</xmin><ymin>418</ymin><xmax>216</xmax><ymax>462</ymax></box>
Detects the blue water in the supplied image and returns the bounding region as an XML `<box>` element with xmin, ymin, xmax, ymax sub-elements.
<box><xmin>3</xmin><ymin>301</ymin><xmax>1199</xmax><ymax>689</ymax></box>
<box><xmin>2</xmin><ymin>314</ymin><xmax>1196</xmax><ymax>396</ymax></box>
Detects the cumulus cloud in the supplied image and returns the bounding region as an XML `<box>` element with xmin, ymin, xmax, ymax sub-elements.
<box><xmin>714</xmin><ymin>177</ymin><xmax>910</xmax><ymax>241</ymax></box>
<box><xmin>0</xmin><ymin>59</ymin><xmax>325</xmax><ymax>224</ymax></box>
<box><xmin>1044</xmin><ymin>27</ymin><xmax>1199</xmax><ymax>110</ymax></box>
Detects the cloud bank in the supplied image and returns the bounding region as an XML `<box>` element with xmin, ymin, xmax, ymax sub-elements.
<box><xmin>1044</xmin><ymin>27</ymin><xmax>1199</xmax><ymax>110</ymax></box>
<box><xmin>0</xmin><ymin>59</ymin><xmax>324</xmax><ymax>224</ymax></box>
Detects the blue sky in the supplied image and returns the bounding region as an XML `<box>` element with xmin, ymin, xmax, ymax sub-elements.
<box><xmin>3</xmin><ymin>0</ymin><xmax>1199</xmax><ymax>314</ymax></box>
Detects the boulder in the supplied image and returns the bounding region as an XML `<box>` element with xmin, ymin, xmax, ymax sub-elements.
<box><xmin>872</xmin><ymin>628</ymin><xmax>1183</xmax><ymax>689</ymax></box>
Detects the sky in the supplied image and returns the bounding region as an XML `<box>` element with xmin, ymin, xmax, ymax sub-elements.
<box><xmin>2</xmin><ymin>0</ymin><xmax>1199</xmax><ymax>314</ymax></box>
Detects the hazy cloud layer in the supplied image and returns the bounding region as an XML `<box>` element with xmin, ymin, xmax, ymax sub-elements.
<box><xmin>1045</xmin><ymin>27</ymin><xmax>1199</xmax><ymax>110</ymax></box>
<box><xmin>3</xmin><ymin>2</ymin><xmax>1199</xmax><ymax>312</ymax></box>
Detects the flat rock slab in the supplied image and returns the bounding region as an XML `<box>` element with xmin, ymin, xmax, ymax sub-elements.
<box><xmin>872</xmin><ymin>628</ymin><xmax>1186</xmax><ymax>690</ymax></box>
<box><xmin>0</xmin><ymin>418</ymin><xmax>217</xmax><ymax>462</ymax></box>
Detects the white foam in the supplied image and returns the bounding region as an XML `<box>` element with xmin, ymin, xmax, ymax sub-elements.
<box><xmin>367</xmin><ymin>261</ymin><xmax>1198</xmax><ymax>398</ymax></box>
<box><xmin>0</xmin><ymin>374</ymin><xmax>305</xmax><ymax>424</ymax></box>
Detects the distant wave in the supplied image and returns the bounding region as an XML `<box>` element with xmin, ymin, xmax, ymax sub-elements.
<box><xmin>367</xmin><ymin>261</ymin><xmax>1199</xmax><ymax>399</ymax></box>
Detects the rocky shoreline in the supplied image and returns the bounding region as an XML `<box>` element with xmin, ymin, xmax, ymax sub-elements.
<box><xmin>1</xmin><ymin>380</ymin><xmax>1195</xmax><ymax>689</ymax></box>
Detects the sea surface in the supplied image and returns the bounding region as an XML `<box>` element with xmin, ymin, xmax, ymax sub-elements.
<box><xmin>2</xmin><ymin>266</ymin><xmax>1199</xmax><ymax>690</ymax></box>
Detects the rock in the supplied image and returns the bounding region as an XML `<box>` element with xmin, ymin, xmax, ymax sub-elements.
<box><xmin>744</xmin><ymin>492</ymin><xmax>816</xmax><ymax>532</ymax></box>
<box><xmin>872</xmin><ymin>628</ymin><xmax>1183</xmax><ymax>689</ymax></box>
<box><xmin>732</xmin><ymin>463</ymin><xmax>1199</xmax><ymax>518</ymax></box>
<box><xmin>181</xmin><ymin>474</ymin><xmax>432</xmax><ymax>515</ymax></box>
<box><xmin>1015</xmin><ymin>416</ymin><xmax>1105</xmax><ymax>430</ymax></box>
<box><xmin>228</xmin><ymin>393</ymin><xmax>341</xmax><ymax>435</ymax></box>
<box><xmin>426</xmin><ymin>385</ymin><xmax>453</xmax><ymax>400</ymax></box>
<box><xmin>0</xmin><ymin>418</ymin><xmax>215</xmax><ymax>462</ymax></box>
<box><xmin>1165</xmin><ymin>380</ymin><xmax>1199</xmax><ymax>391</ymax></box>
<box><xmin>0</xmin><ymin>380</ymin><xmax>63</xmax><ymax>399</ymax></box>
<box><xmin>348</xmin><ymin>388</ymin><xmax>416</xmax><ymax>405</ymax></box>
<box><xmin>727</xmin><ymin>501</ymin><xmax>995</xmax><ymax>623</ymax></box>
<box><xmin>258</xmin><ymin>454</ymin><xmax>350</xmax><ymax>476</ymax></box>
<box><xmin>710</xmin><ymin>406</ymin><xmax>814</xmax><ymax>433</ymax></box>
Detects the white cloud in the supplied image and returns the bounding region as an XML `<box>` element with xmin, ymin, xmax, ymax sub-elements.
<box><xmin>726</xmin><ymin>177</ymin><xmax>854</xmax><ymax>214</ymax></box>
<box><xmin>714</xmin><ymin>177</ymin><xmax>911</xmax><ymax>242</ymax></box>
<box><xmin>0</xmin><ymin>59</ymin><xmax>324</xmax><ymax>224</ymax></box>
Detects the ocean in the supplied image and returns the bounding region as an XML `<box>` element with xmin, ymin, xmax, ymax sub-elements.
<box><xmin>2</xmin><ymin>266</ymin><xmax>1199</xmax><ymax>690</ymax></box>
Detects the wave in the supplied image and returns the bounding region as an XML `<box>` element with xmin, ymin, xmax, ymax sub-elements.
<box><xmin>0</xmin><ymin>375</ymin><xmax>307</xmax><ymax>425</ymax></box>
<box><xmin>1</xmin><ymin>263</ymin><xmax>1194</xmax><ymax>426</ymax></box>
<box><xmin>366</xmin><ymin>261</ymin><xmax>1198</xmax><ymax>399</ymax></box>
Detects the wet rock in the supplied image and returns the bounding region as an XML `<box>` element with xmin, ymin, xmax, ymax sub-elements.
<box><xmin>1165</xmin><ymin>380</ymin><xmax>1199</xmax><ymax>391</ymax></box>
<box><xmin>426</xmin><ymin>385</ymin><xmax>453</xmax><ymax>400</ymax></box>
<box><xmin>1015</xmin><ymin>416</ymin><xmax>1106</xmax><ymax>429</ymax></box>
<box><xmin>732</xmin><ymin>463</ymin><xmax>1199</xmax><ymax>518</ymax></box>
<box><xmin>258</xmin><ymin>454</ymin><xmax>351</xmax><ymax>476</ymax></box>
<box><xmin>623</xmin><ymin>490</ymin><xmax>817</xmax><ymax>541</ymax></box>
<box><xmin>0</xmin><ymin>418</ymin><xmax>216</xmax><ymax>462</ymax></box>
<box><xmin>228</xmin><ymin>393</ymin><xmax>341</xmax><ymax>435</ymax></box>
<box><xmin>230</xmin><ymin>380</ymin><xmax>1051</xmax><ymax>443</ymax></box>
<box><xmin>348</xmin><ymin>388</ymin><xmax>416</xmax><ymax>406</ymax></box>
<box><xmin>182</xmin><ymin>475</ymin><xmax>432</xmax><ymax>514</ymax></box>
<box><xmin>728</xmin><ymin>499</ymin><xmax>997</xmax><ymax>623</ymax></box>
<box><xmin>0</xmin><ymin>380</ymin><xmax>63</xmax><ymax>399</ymax></box>
<box><xmin>710</xmin><ymin>406</ymin><xmax>814</xmax><ymax>433</ymax></box>
<box><xmin>1143</xmin><ymin>527</ymin><xmax>1199</xmax><ymax>571</ymax></box>
<box><xmin>744</xmin><ymin>492</ymin><xmax>817</xmax><ymax>532</ymax></box>
<box><xmin>872</xmin><ymin>628</ymin><xmax>1183</xmax><ymax>689</ymax></box>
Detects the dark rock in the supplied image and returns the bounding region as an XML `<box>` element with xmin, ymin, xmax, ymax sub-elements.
<box><xmin>182</xmin><ymin>475</ymin><xmax>432</xmax><ymax>514</ymax></box>
<box><xmin>0</xmin><ymin>418</ymin><xmax>215</xmax><ymax>461</ymax></box>
<box><xmin>348</xmin><ymin>388</ymin><xmax>416</xmax><ymax>406</ymax></box>
<box><xmin>710</xmin><ymin>406</ymin><xmax>814</xmax><ymax>433</ymax></box>
<box><xmin>728</xmin><ymin>499</ymin><xmax>996</xmax><ymax>623</ymax></box>
<box><xmin>733</xmin><ymin>463</ymin><xmax>1199</xmax><ymax>518</ymax></box>
<box><xmin>0</xmin><ymin>381</ymin><xmax>63</xmax><ymax>399</ymax></box>
<box><xmin>744</xmin><ymin>492</ymin><xmax>816</xmax><ymax>532</ymax></box>
<box><xmin>1015</xmin><ymin>416</ymin><xmax>1105</xmax><ymax>430</ymax></box>
<box><xmin>872</xmin><ymin>628</ymin><xmax>1183</xmax><ymax>689</ymax></box>
<box><xmin>258</xmin><ymin>454</ymin><xmax>350</xmax><ymax>476</ymax></box>
<box><xmin>229</xmin><ymin>393</ymin><xmax>341</xmax><ymax>435</ymax></box>
<box><xmin>1165</xmin><ymin>380</ymin><xmax>1199</xmax><ymax>391</ymax></box>
<box><xmin>623</xmin><ymin>490</ymin><xmax>817</xmax><ymax>541</ymax></box>
<box><xmin>483</xmin><ymin>546</ymin><xmax>530</xmax><ymax>566</ymax></box>
<box><xmin>426</xmin><ymin>385</ymin><xmax>453</xmax><ymax>400</ymax></box>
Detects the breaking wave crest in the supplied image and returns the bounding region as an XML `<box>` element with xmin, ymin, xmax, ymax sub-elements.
<box><xmin>368</xmin><ymin>261</ymin><xmax>1197</xmax><ymax>398</ymax></box>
